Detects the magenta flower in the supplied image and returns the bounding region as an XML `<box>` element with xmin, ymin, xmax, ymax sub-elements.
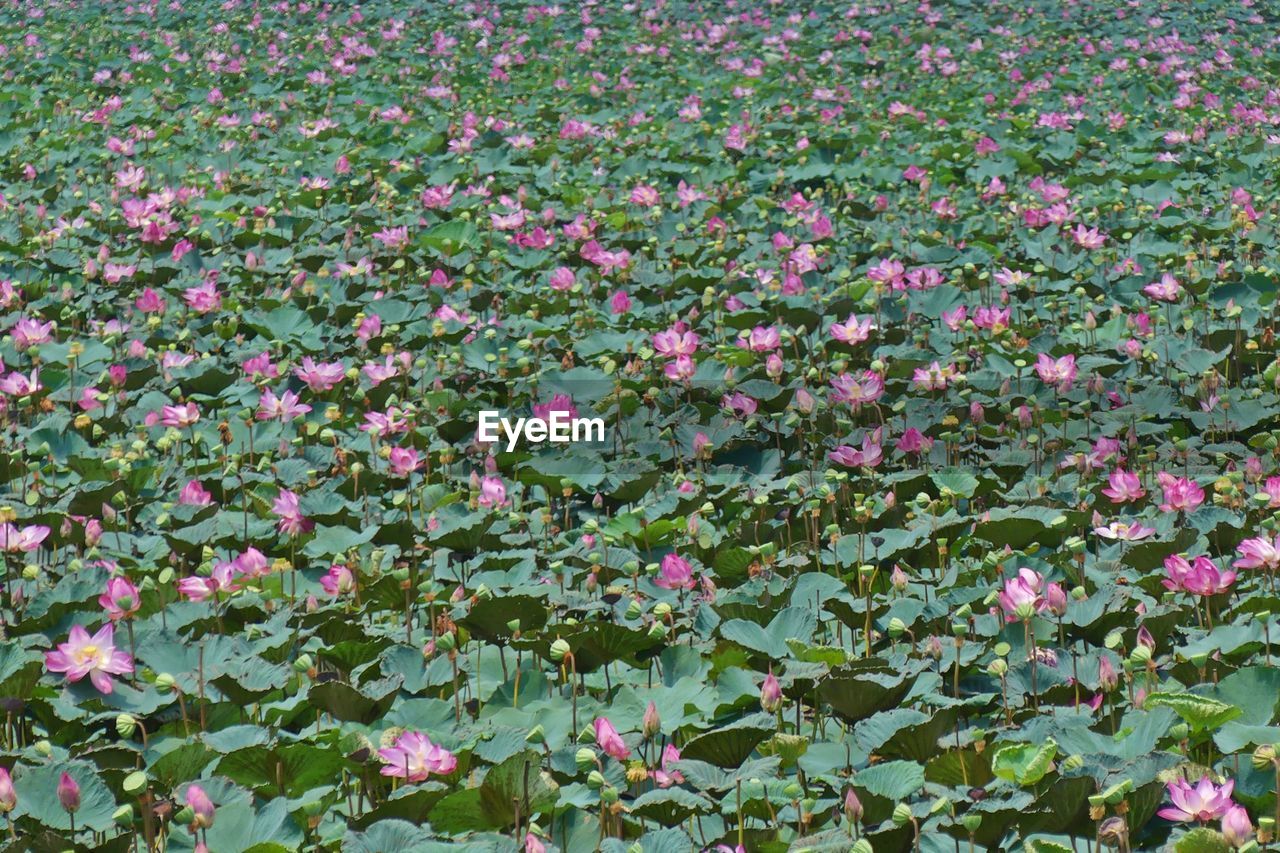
<box><xmin>1157</xmin><ymin>472</ymin><xmax>1205</xmax><ymax>513</ymax></box>
<box><xmin>98</xmin><ymin>575</ymin><xmax>141</xmax><ymax>621</ymax></box>
<box><xmin>388</xmin><ymin>447</ymin><xmax>422</xmax><ymax>477</ymax></box>
<box><xmin>44</xmin><ymin>623</ymin><xmax>134</xmax><ymax>694</ymax></box>
<box><xmin>178</xmin><ymin>561</ymin><xmax>243</xmax><ymax>602</ymax></box>
<box><xmin>1101</xmin><ymin>468</ymin><xmax>1145</xmax><ymax>503</ymax></box>
<box><xmin>178</xmin><ymin>479</ymin><xmax>213</xmax><ymax>506</ymax></box>
<box><xmin>532</xmin><ymin>394</ymin><xmax>578</xmax><ymax>422</ymax></box>
<box><xmin>320</xmin><ymin>564</ymin><xmax>354</xmax><ymax>597</ymax></box>
<box><xmin>739</xmin><ymin>325</ymin><xmax>781</xmax><ymax>352</ymax></box>
<box><xmin>1143</xmin><ymin>273</ymin><xmax>1183</xmax><ymax>302</ymax></box>
<box><xmin>830</xmin><ymin>370</ymin><xmax>885</xmax><ymax>410</ymax></box>
<box><xmin>185</xmin><ymin>784</ymin><xmax>215</xmax><ymax>830</ymax></box>
<box><xmin>653</xmin><ymin>744</ymin><xmax>684</xmax><ymax>788</ymax></box>
<box><xmin>160</xmin><ymin>403</ymin><xmax>200</xmax><ymax>428</ymax></box>
<box><xmin>57</xmin><ymin>772</ymin><xmax>80</xmax><ymax>813</ymax></box>
<box><xmin>0</xmin><ymin>767</ymin><xmax>14</xmax><ymax>813</ymax></box>
<box><xmin>911</xmin><ymin>361</ymin><xmax>960</xmax><ymax>391</ymax></box>
<box><xmin>257</xmin><ymin>389</ymin><xmax>312</xmax><ymax>422</ymax></box>
<box><xmin>652</xmin><ymin>327</ymin><xmax>700</xmax><ymax>357</ymax></box>
<box><xmin>272</xmin><ymin>490</ymin><xmax>313</xmax><ymax>537</ymax></box>
<box><xmin>998</xmin><ymin>568</ymin><xmax>1046</xmax><ymax>622</ymax></box>
<box><xmin>377</xmin><ymin>731</ymin><xmax>457</xmax><ymax>782</ymax></box>
<box><xmin>1034</xmin><ymin>353</ymin><xmax>1078</xmax><ymax>392</ymax></box>
<box><xmin>293</xmin><ymin>357</ymin><xmax>345</xmax><ymax>392</ymax></box>
<box><xmin>829</xmin><ymin>313</ymin><xmax>875</xmax><ymax>345</ymax></box>
<box><xmin>655</xmin><ymin>553</ymin><xmax>694</xmax><ymax>590</ymax></box>
<box><xmin>1158</xmin><ymin>776</ymin><xmax>1236</xmax><ymax>824</ymax></box>
<box><xmin>829</xmin><ymin>434</ymin><xmax>883</xmax><ymax>469</ymax></box>
<box><xmin>593</xmin><ymin>717</ymin><xmax>630</xmax><ymax>761</ymax></box>
<box><xmin>477</xmin><ymin>476</ymin><xmax>508</xmax><ymax>510</ymax></box>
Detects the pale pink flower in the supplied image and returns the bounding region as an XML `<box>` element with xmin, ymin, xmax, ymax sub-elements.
<box><xmin>378</xmin><ymin>731</ymin><xmax>457</xmax><ymax>781</ymax></box>
<box><xmin>44</xmin><ymin>623</ymin><xmax>134</xmax><ymax>694</ymax></box>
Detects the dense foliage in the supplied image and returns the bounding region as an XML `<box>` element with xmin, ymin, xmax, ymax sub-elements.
<box><xmin>1</xmin><ymin>0</ymin><xmax>1280</xmax><ymax>850</ymax></box>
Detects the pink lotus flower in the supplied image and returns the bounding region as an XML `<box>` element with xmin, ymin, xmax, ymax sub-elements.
<box><xmin>0</xmin><ymin>524</ymin><xmax>49</xmax><ymax>552</ymax></box>
<box><xmin>178</xmin><ymin>561</ymin><xmax>243</xmax><ymax>602</ymax></box>
<box><xmin>739</xmin><ymin>326</ymin><xmax>781</xmax><ymax>352</ymax></box>
<box><xmin>98</xmin><ymin>575</ymin><xmax>141</xmax><ymax>620</ymax></box>
<box><xmin>912</xmin><ymin>361</ymin><xmax>960</xmax><ymax>391</ymax></box>
<box><xmin>388</xmin><ymin>447</ymin><xmax>422</xmax><ymax>477</ymax></box>
<box><xmin>44</xmin><ymin>623</ymin><xmax>134</xmax><ymax>694</ymax></box>
<box><xmin>998</xmin><ymin>568</ymin><xmax>1045</xmax><ymax>621</ymax></box>
<box><xmin>829</xmin><ymin>434</ymin><xmax>883</xmax><ymax>469</ymax></box>
<box><xmin>655</xmin><ymin>553</ymin><xmax>694</xmax><ymax>590</ymax></box>
<box><xmin>1222</xmin><ymin>805</ymin><xmax>1253</xmax><ymax>847</ymax></box>
<box><xmin>1159</xmin><ymin>776</ymin><xmax>1236</xmax><ymax>824</ymax></box>
<box><xmin>829</xmin><ymin>314</ymin><xmax>875</xmax><ymax>344</ymax></box>
<box><xmin>57</xmin><ymin>773</ymin><xmax>80</xmax><ymax>813</ymax></box>
<box><xmin>178</xmin><ymin>479</ymin><xmax>213</xmax><ymax>506</ymax></box>
<box><xmin>160</xmin><ymin>403</ymin><xmax>200</xmax><ymax>428</ymax></box>
<box><xmin>760</xmin><ymin>669</ymin><xmax>783</xmax><ymax>713</ymax></box>
<box><xmin>1035</xmin><ymin>353</ymin><xmax>1078</xmax><ymax>392</ymax></box>
<box><xmin>12</xmin><ymin>317</ymin><xmax>53</xmax><ymax>350</ymax></box>
<box><xmin>273</xmin><ymin>490</ymin><xmax>313</xmax><ymax>537</ymax></box>
<box><xmin>478</xmin><ymin>476</ymin><xmax>508</xmax><ymax>509</ymax></box>
<box><xmin>1094</xmin><ymin>520</ymin><xmax>1156</xmax><ymax>541</ymax></box>
<box><xmin>1102</xmin><ymin>469</ymin><xmax>1145</xmax><ymax>503</ymax></box>
<box><xmin>593</xmin><ymin>717</ymin><xmax>630</xmax><ymax>761</ymax></box>
<box><xmin>183</xmin><ymin>280</ymin><xmax>221</xmax><ymax>314</ymax></box>
<box><xmin>1070</xmin><ymin>224</ymin><xmax>1107</xmax><ymax>249</ymax></box>
<box><xmin>653</xmin><ymin>327</ymin><xmax>700</xmax><ymax>357</ymax></box>
<box><xmin>0</xmin><ymin>369</ymin><xmax>41</xmax><ymax>397</ymax></box>
<box><xmin>378</xmin><ymin>731</ymin><xmax>457</xmax><ymax>781</ymax></box>
<box><xmin>184</xmin><ymin>783</ymin><xmax>215</xmax><ymax>830</ymax></box>
<box><xmin>830</xmin><ymin>371</ymin><xmax>885</xmax><ymax>410</ymax></box>
<box><xmin>532</xmin><ymin>394</ymin><xmax>578</xmax><ymax>422</ymax></box>
<box><xmin>320</xmin><ymin>564</ymin><xmax>354</xmax><ymax>597</ymax></box>
<box><xmin>1157</xmin><ymin>472</ymin><xmax>1205</xmax><ymax>513</ymax></box>
<box><xmin>1143</xmin><ymin>272</ymin><xmax>1183</xmax><ymax>302</ymax></box>
<box><xmin>1257</xmin><ymin>477</ymin><xmax>1280</xmax><ymax>508</ymax></box>
<box><xmin>294</xmin><ymin>357</ymin><xmax>345</xmax><ymax>392</ymax></box>
<box><xmin>654</xmin><ymin>744</ymin><xmax>684</xmax><ymax>788</ymax></box>
<box><xmin>1233</xmin><ymin>535</ymin><xmax>1280</xmax><ymax>571</ymax></box>
<box><xmin>257</xmin><ymin>389</ymin><xmax>311</xmax><ymax>422</ymax></box>
<box><xmin>0</xmin><ymin>767</ymin><xmax>14</xmax><ymax>813</ymax></box>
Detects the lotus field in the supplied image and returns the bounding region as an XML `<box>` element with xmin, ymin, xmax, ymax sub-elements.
<box><xmin>6</xmin><ymin>0</ymin><xmax>1280</xmax><ymax>851</ymax></box>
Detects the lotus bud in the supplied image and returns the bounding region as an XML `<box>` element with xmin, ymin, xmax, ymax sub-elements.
<box><xmin>843</xmin><ymin>788</ymin><xmax>863</xmax><ymax>822</ymax></box>
<box><xmin>642</xmin><ymin>702</ymin><xmax>661</xmax><ymax>739</ymax></box>
<box><xmin>1097</xmin><ymin>816</ymin><xmax>1128</xmax><ymax>849</ymax></box>
<box><xmin>0</xmin><ymin>769</ymin><xmax>14</xmax><ymax>813</ymax></box>
<box><xmin>760</xmin><ymin>670</ymin><xmax>783</xmax><ymax>713</ymax></box>
<box><xmin>58</xmin><ymin>772</ymin><xmax>81</xmax><ymax>814</ymax></box>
